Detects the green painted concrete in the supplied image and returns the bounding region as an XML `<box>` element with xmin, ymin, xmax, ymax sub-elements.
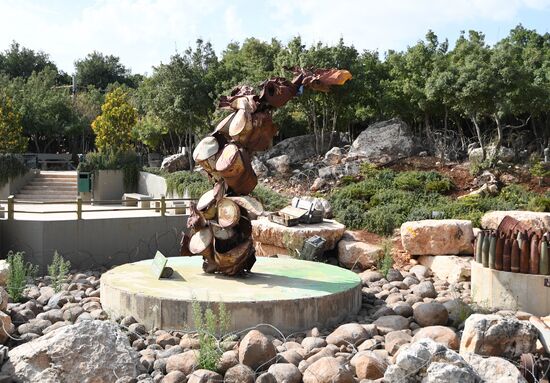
<box><xmin>102</xmin><ymin>256</ymin><xmax>360</xmax><ymax>302</ymax></box>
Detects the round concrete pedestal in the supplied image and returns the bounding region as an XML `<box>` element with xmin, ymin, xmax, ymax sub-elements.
<box><xmin>101</xmin><ymin>256</ymin><xmax>361</xmax><ymax>334</ymax></box>
<box><xmin>471</xmin><ymin>261</ymin><xmax>550</xmax><ymax>316</ymax></box>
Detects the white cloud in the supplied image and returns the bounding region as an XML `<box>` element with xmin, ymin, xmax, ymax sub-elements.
<box><xmin>0</xmin><ymin>0</ymin><xmax>548</xmax><ymax>74</ymax></box>
<box><xmin>266</xmin><ymin>0</ymin><xmax>550</xmax><ymax>52</ymax></box>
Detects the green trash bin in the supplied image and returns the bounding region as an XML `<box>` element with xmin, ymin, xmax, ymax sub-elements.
<box><xmin>78</xmin><ymin>172</ymin><xmax>91</xmax><ymax>193</ymax></box>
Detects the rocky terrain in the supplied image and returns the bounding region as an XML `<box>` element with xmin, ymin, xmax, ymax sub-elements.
<box><xmin>0</xmin><ymin>242</ymin><xmax>544</xmax><ymax>383</ymax></box>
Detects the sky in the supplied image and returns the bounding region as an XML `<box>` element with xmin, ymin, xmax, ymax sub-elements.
<box><xmin>0</xmin><ymin>0</ymin><xmax>549</xmax><ymax>75</ymax></box>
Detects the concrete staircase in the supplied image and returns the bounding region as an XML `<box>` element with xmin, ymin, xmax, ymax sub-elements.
<box><xmin>15</xmin><ymin>171</ymin><xmax>78</xmax><ymax>201</ymax></box>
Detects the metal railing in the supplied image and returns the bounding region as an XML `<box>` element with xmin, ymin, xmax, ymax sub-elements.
<box><xmin>0</xmin><ymin>195</ymin><xmax>197</xmax><ymax>220</ymax></box>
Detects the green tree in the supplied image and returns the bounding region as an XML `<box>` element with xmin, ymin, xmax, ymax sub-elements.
<box><xmin>143</xmin><ymin>39</ymin><xmax>217</xmax><ymax>163</ymax></box>
<box><xmin>0</xmin><ymin>41</ymin><xmax>58</xmax><ymax>79</ymax></box>
<box><xmin>75</xmin><ymin>51</ymin><xmax>134</xmax><ymax>90</ymax></box>
<box><xmin>0</xmin><ymin>94</ymin><xmax>27</xmax><ymax>153</ymax></box>
<box><xmin>451</xmin><ymin>31</ymin><xmax>494</xmax><ymax>160</ymax></box>
<box><xmin>92</xmin><ymin>87</ymin><xmax>137</xmax><ymax>152</ymax></box>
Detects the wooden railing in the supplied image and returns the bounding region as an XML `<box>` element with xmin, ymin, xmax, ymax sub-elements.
<box><xmin>0</xmin><ymin>195</ymin><xmax>197</xmax><ymax>220</ymax></box>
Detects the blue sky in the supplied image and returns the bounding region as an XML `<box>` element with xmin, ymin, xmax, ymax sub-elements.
<box><xmin>0</xmin><ymin>0</ymin><xmax>549</xmax><ymax>75</ymax></box>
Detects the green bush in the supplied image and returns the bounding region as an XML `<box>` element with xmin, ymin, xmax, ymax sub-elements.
<box><xmin>0</xmin><ymin>153</ymin><xmax>28</xmax><ymax>187</ymax></box>
<box><xmin>6</xmin><ymin>251</ymin><xmax>38</xmax><ymax>303</ymax></box>
<box><xmin>329</xmin><ymin>167</ymin><xmax>546</xmax><ymax>235</ymax></box>
<box><xmin>142</xmin><ymin>167</ymin><xmax>165</xmax><ymax>176</ymax></box>
<box><xmin>192</xmin><ymin>300</ymin><xmax>230</xmax><ymax>371</ymax></box>
<box><xmin>527</xmin><ymin>196</ymin><xmax>550</xmax><ymax>212</ymax></box>
<box><xmin>165</xmin><ymin>171</ymin><xmax>211</xmax><ymax>199</ymax></box>
<box><xmin>251</xmin><ymin>185</ymin><xmax>289</xmax><ymax>212</ymax></box>
<box><xmin>78</xmin><ymin>150</ymin><xmax>141</xmax><ymax>192</ymax></box>
<box><xmin>47</xmin><ymin>251</ymin><xmax>71</xmax><ymax>293</ymax></box>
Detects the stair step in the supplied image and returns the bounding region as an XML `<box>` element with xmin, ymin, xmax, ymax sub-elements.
<box><xmin>15</xmin><ymin>194</ymin><xmax>78</xmax><ymax>200</ymax></box>
<box><xmin>20</xmin><ymin>189</ymin><xmax>77</xmax><ymax>195</ymax></box>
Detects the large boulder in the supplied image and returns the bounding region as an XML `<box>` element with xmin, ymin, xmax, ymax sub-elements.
<box><xmin>252</xmin><ymin>218</ymin><xmax>346</xmax><ymax>253</ymax></box>
<box><xmin>161</xmin><ymin>152</ymin><xmax>190</xmax><ymax>172</ymax></box>
<box><xmin>238</xmin><ymin>330</ymin><xmax>277</xmax><ymax>371</ymax></box>
<box><xmin>337</xmin><ymin>239</ymin><xmax>382</xmax><ymax>271</ymax></box>
<box><xmin>384</xmin><ymin>338</ymin><xmax>481</xmax><ymax>382</ymax></box>
<box><xmin>2</xmin><ymin>320</ymin><xmax>141</xmax><ymax>381</ymax></box>
<box><xmin>460</xmin><ymin>314</ymin><xmax>537</xmax><ymax>359</ymax></box>
<box><xmin>348</xmin><ymin>119</ymin><xmax>415</xmax><ymax>164</ymax></box>
<box><xmin>481</xmin><ymin>211</ymin><xmax>550</xmax><ymax>231</ymax></box>
<box><xmin>267</xmin><ymin>363</ymin><xmax>302</xmax><ymax>383</ymax></box>
<box><xmin>259</xmin><ymin>133</ymin><xmax>342</xmax><ymax>164</ymax></box>
<box><xmin>469</xmin><ymin>145</ymin><xmax>514</xmax><ymax>163</ymax></box>
<box><xmin>417</xmin><ymin>255</ymin><xmax>472</xmax><ymax>283</ymax></box>
<box><xmin>463</xmin><ymin>353</ymin><xmax>527</xmax><ymax>383</ymax></box>
<box><xmin>0</xmin><ymin>312</ymin><xmax>14</xmax><ymax>344</ymax></box>
<box><xmin>401</xmin><ymin>219</ymin><xmax>475</xmax><ymax>255</ymax></box>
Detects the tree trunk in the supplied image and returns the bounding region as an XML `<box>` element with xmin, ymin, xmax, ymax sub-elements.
<box><xmin>491</xmin><ymin>114</ymin><xmax>503</xmax><ymax>165</ymax></box>
<box><xmin>311</xmin><ymin>103</ymin><xmax>319</xmax><ymax>155</ymax></box>
<box><xmin>328</xmin><ymin>109</ymin><xmax>338</xmax><ymax>150</ymax></box>
<box><xmin>471</xmin><ymin>115</ymin><xmax>485</xmax><ymax>161</ymax></box>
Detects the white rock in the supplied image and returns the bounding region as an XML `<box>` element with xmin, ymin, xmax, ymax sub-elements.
<box><xmin>401</xmin><ymin>219</ymin><xmax>474</xmax><ymax>255</ymax></box>
<box><xmin>266</xmin><ymin>155</ymin><xmax>291</xmax><ymax>174</ymax></box>
<box><xmin>2</xmin><ymin>320</ymin><xmax>141</xmax><ymax>381</ymax></box>
<box><xmin>417</xmin><ymin>255</ymin><xmax>472</xmax><ymax>283</ymax></box>
<box><xmin>459</xmin><ymin>314</ymin><xmax>537</xmax><ymax>359</ymax></box>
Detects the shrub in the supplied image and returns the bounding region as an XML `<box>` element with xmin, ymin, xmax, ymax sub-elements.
<box><xmin>47</xmin><ymin>251</ymin><xmax>71</xmax><ymax>293</ymax></box>
<box><xmin>0</xmin><ymin>153</ymin><xmax>28</xmax><ymax>187</ymax></box>
<box><xmin>377</xmin><ymin>239</ymin><xmax>394</xmax><ymax>277</ymax></box>
<box><xmin>527</xmin><ymin>196</ymin><xmax>550</xmax><ymax>212</ymax></box>
<box><xmin>425</xmin><ymin>178</ymin><xmax>454</xmax><ymax>193</ymax></box>
<box><xmin>364</xmin><ymin>204</ymin><xmax>407</xmax><ymax>236</ymax></box>
<box><xmin>165</xmin><ymin>171</ymin><xmax>211</xmax><ymax>199</ymax></box>
<box><xmin>6</xmin><ymin>251</ymin><xmax>38</xmax><ymax>303</ymax></box>
<box><xmin>497</xmin><ymin>185</ymin><xmax>533</xmax><ymax>208</ymax></box>
<box><xmin>78</xmin><ymin>150</ymin><xmax>141</xmax><ymax>192</ymax></box>
<box><xmin>192</xmin><ymin>300</ymin><xmax>229</xmax><ymax>371</ymax></box>
<box><xmin>251</xmin><ymin>185</ymin><xmax>289</xmax><ymax>212</ymax></box>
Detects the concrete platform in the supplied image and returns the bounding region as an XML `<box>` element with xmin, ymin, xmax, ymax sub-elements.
<box><xmin>101</xmin><ymin>256</ymin><xmax>361</xmax><ymax>334</ymax></box>
<box><xmin>471</xmin><ymin>261</ymin><xmax>550</xmax><ymax>316</ymax></box>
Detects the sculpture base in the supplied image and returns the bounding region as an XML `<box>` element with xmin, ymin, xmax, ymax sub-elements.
<box><xmin>100</xmin><ymin>256</ymin><xmax>361</xmax><ymax>334</ymax></box>
<box><xmin>471</xmin><ymin>261</ymin><xmax>550</xmax><ymax>316</ymax></box>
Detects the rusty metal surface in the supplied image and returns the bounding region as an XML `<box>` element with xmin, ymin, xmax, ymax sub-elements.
<box><xmin>181</xmin><ymin>67</ymin><xmax>351</xmax><ymax>276</ymax></box>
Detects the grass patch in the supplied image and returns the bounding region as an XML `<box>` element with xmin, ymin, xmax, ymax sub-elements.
<box><xmin>377</xmin><ymin>239</ymin><xmax>394</xmax><ymax>278</ymax></box>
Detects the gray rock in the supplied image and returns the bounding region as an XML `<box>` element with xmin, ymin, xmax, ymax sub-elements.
<box><xmin>266</xmin><ymin>155</ymin><xmax>291</xmax><ymax>174</ymax></box>
<box><xmin>373</xmin><ymin>315</ymin><xmax>409</xmax><ymax>335</ymax></box>
<box><xmin>460</xmin><ymin>314</ymin><xmax>537</xmax><ymax>359</ymax></box>
<box><xmin>412</xmin><ymin>281</ymin><xmax>437</xmax><ymax>299</ymax></box>
<box><xmin>318</xmin><ymin>162</ymin><xmax>361</xmax><ymax>180</ymax></box>
<box><xmin>444</xmin><ymin>298</ymin><xmax>473</xmax><ymax>327</ymax></box>
<box><xmin>268</xmin><ymin>363</ymin><xmax>302</xmax><ymax>383</ymax></box>
<box><xmin>414</xmin><ymin>302</ymin><xmax>449</xmax><ymax>327</ymax></box>
<box><xmin>463</xmin><ymin>353</ymin><xmax>527</xmax><ymax>383</ymax></box>
<box><xmin>384</xmin><ymin>338</ymin><xmax>481</xmax><ymax>383</ymax></box>
<box><xmin>348</xmin><ymin>119</ymin><xmax>416</xmax><ymax>164</ymax></box>
<box><xmin>259</xmin><ymin>133</ymin><xmax>343</xmax><ymax>164</ymax></box>
<box><xmin>324</xmin><ymin>147</ymin><xmax>343</xmax><ymax>165</ymax></box>
<box><xmin>386</xmin><ymin>269</ymin><xmax>404</xmax><ymax>282</ymax></box>
<box><xmin>225</xmin><ymin>364</ymin><xmax>255</xmax><ymax>383</ymax></box>
<box><xmin>252</xmin><ymin>158</ymin><xmax>270</xmax><ymax>177</ymax></box>
<box><xmin>3</xmin><ymin>320</ymin><xmax>141</xmax><ymax>381</ymax></box>
<box><xmin>161</xmin><ymin>152</ymin><xmax>190</xmax><ymax>173</ymax></box>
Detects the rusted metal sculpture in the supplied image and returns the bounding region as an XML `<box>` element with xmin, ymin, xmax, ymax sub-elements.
<box><xmin>181</xmin><ymin>68</ymin><xmax>352</xmax><ymax>275</ymax></box>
